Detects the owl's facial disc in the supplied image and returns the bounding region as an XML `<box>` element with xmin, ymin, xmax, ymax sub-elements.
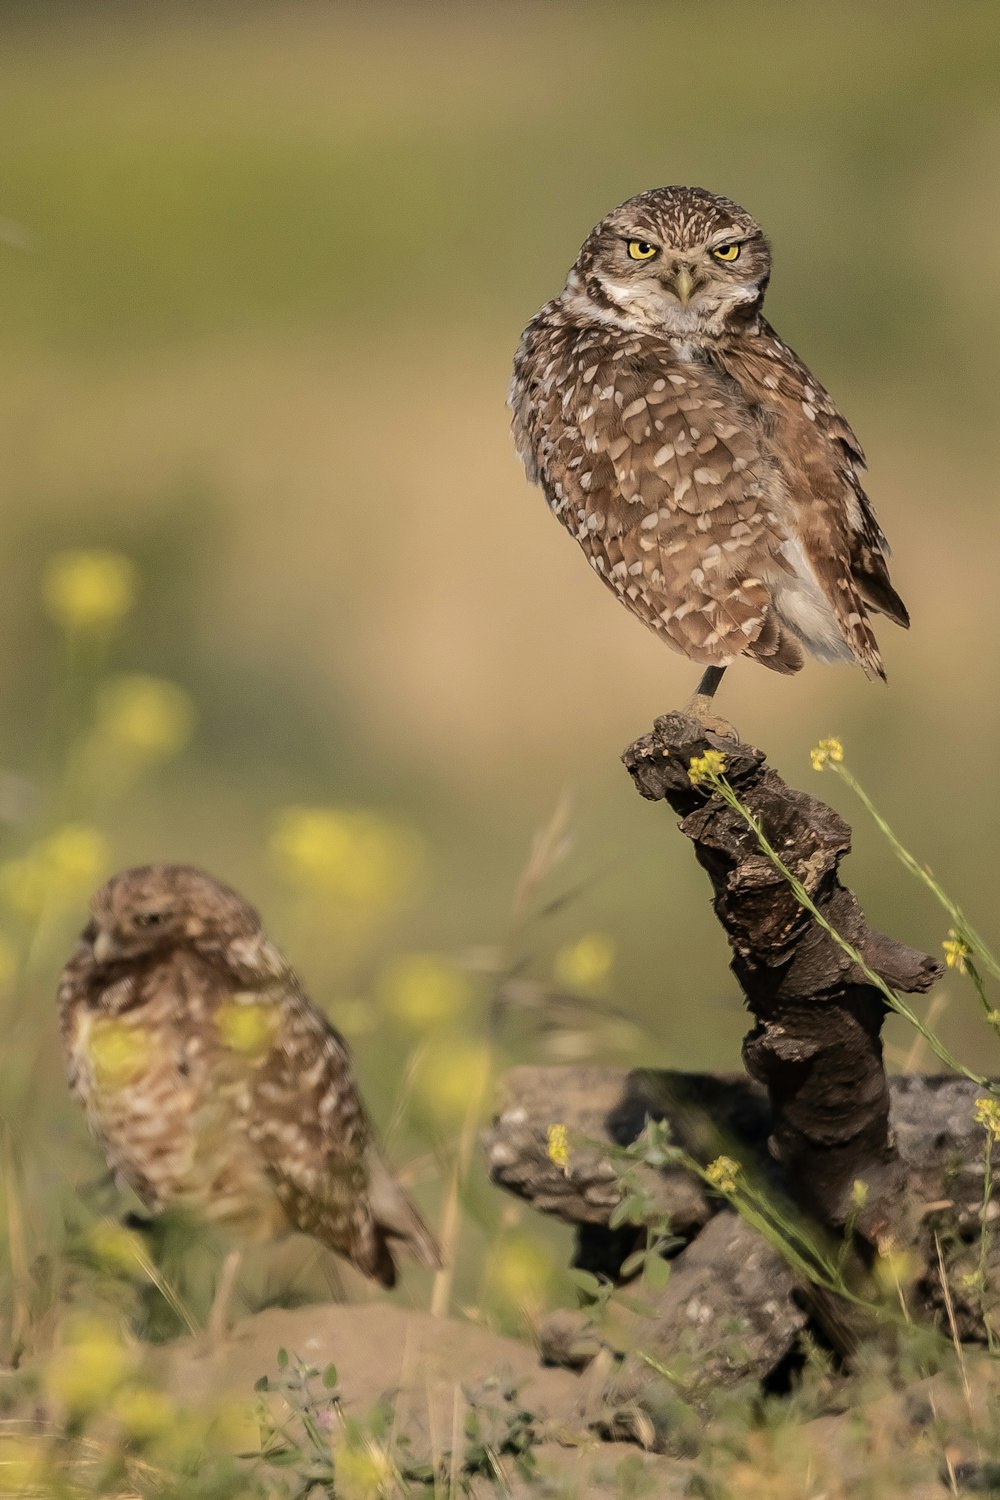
<box><xmin>594</xmin><ymin>231</ymin><xmax>765</xmax><ymax>335</ymax></box>
<box><xmin>570</xmin><ymin>188</ymin><xmax>771</xmax><ymax>337</ymax></box>
<box><xmin>87</xmin><ymin>865</ymin><xmax>260</xmax><ymax>966</ymax></box>
<box><xmin>89</xmin><ymin>900</ymin><xmax>182</xmax><ymax>965</ymax></box>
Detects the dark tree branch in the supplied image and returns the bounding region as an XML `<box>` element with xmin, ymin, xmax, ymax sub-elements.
<box><xmin>621</xmin><ymin>711</ymin><xmax>943</xmax><ymax>1245</ymax></box>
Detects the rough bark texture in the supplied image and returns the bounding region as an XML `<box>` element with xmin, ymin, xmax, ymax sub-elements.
<box><xmin>622</xmin><ymin>711</ymin><xmax>942</xmax><ymax>1243</ymax></box>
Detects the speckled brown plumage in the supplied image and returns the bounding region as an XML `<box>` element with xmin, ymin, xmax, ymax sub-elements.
<box><xmin>509</xmin><ymin>186</ymin><xmax>908</xmax><ymax>690</ymax></box>
<box><xmin>59</xmin><ymin>865</ymin><xmax>440</xmax><ymax>1291</ymax></box>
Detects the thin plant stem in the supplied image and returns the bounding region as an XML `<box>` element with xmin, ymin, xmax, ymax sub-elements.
<box><xmin>977</xmin><ymin>1132</ymin><xmax>998</xmax><ymax>1355</ymax></box>
<box><xmin>703</xmin><ymin>769</ymin><xmax>996</xmax><ymax>1094</ymax></box>
<box><xmin>831</xmin><ymin>762</ymin><xmax>1000</xmax><ymax>984</ymax></box>
<box><xmin>429</xmin><ymin>1050</ymin><xmax>491</xmax><ymax>1318</ymax></box>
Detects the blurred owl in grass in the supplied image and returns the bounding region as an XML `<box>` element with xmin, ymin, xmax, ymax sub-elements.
<box><xmin>509</xmin><ymin>186</ymin><xmax>908</xmax><ymax>723</ymax></box>
<box><xmin>59</xmin><ymin>864</ymin><xmax>440</xmax><ymax>1335</ymax></box>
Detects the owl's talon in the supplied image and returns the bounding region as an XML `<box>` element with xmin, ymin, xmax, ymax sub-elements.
<box><xmin>682</xmin><ymin>694</ymin><xmax>740</xmax><ymax>742</ymax></box>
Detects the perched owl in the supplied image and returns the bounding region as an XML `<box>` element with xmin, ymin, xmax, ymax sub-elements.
<box><xmin>509</xmin><ymin>186</ymin><xmax>908</xmax><ymax>717</ymax></box>
<box><xmin>59</xmin><ymin>865</ymin><xmax>440</xmax><ymax>1329</ymax></box>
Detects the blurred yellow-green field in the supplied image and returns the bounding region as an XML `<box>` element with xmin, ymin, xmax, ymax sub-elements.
<box><xmin>2</xmin><ymin>0</ymin><xmax>1000</xmax><ymax>1365</ymax></box>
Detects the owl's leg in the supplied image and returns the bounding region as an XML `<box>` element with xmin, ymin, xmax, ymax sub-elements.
<box><xmin>683</xmin><ymin>666</ymin><xmax>739</xmax><ymax>740</ymax></box>
<box><xmin>207</xmin><ymin>1246</ymin><xmax>243</xmax><ymax>1346</ymax></box>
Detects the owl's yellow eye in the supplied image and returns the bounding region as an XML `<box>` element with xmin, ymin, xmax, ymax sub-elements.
<box><xmin>626</xmin><ymin>239</ymin><xmax>658</xmax><ymax>261</ymax></box>
<box><xmin>712</xmin><ymin>243</ymin><xmax>741</xmax><ymax>262</ymax></box>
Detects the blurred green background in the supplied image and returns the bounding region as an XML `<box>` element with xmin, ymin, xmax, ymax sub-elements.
<box><xmin>2</xmin><ymin>0</ymin><xmax>999</xmax><ymax>1331</ymax></box>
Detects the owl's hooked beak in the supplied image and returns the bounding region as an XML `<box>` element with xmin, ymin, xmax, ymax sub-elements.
<box><xmin>671</xmin><ymin>266</ymin><xmax>695</xmax><ymax>305</ymax></box>
<box><xmin>91</xmin><ymin>927</ymin><xmax>123</xmax><ymax>965</ymax></box>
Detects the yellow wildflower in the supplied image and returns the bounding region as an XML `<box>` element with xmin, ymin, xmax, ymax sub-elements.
<box><xmin>95</xmin><ymin>674</ymin><xmax>195</xmax><ymax>761</ymax></box>
<box><xmin>334</xmin><ymin>1442</ymin><xmax>396</xmax><ymax>1500</ymax></box>
<box><xmin>381</xmin><ymin>952</ymin><xmax>470</xmax><ymax>1028</ymax></box>
<box><xmin>0</xmin><ymin>1436</ymin><xmax>47</xmax><ymax>1493</ymax></box>
<box><xmin>554</xmin><ymin>932</ymin><xmax>615</xmax><ymax>990</ymax></box>
<box><xmin>270</xmin><ymin>806</ymin><xmax>421</xmax><ymax>909</ymax></box>
<box><xmin>112</xmin><ymin>1384</ymin><xmax>175</xmax><ymax>1441</ymax></box>
<box><xmin>215</xmin><ymin>998</ymin><xmax>278</xmax><ymax>1056</ymax></box>
<box><xmin>85</xmin><ymin>1218</ymin><xmax>146</xmax><ymax>1278</ymax></box>
<box><xmin>547</xmin><ymin>1123</ymin><xmax>570</xmax><ymax>1173</ymax></box>
<box><xmin>704</xmin><ymin>1155</ymin><xmax>740</xmax><ymax>1193</ymax></box>
<box><xmin>414</xmin><ymin>1037</ymin><xmax>491</xmax><ymax>1125</ymax></box>
<box><xmin>943</xmin><ymin>929</ymin><xmax>971</xmax><ymax>975</ymax></box>
<box><xmin>489</xmin><ymin>1233</ymin><xmax>554</xmax><ymax>1308</ymax></box>
<box><xmin>87</xmin><ymin>1018</ymin><xmax>151</xmax><ymax>1088</ymax></box>
<box><xmin>44</xmin><ymin>823</ymin><xmax>109</xmax><ymax>889</ymax></box>
<box><xmin>872</xmin><ymin>1244</ymin><xmax>920</xmax><ymax>1295</ymax></box>
<box><xmin>974</xmin><ymin>1096</ymin><xmax>1000</xmax><ymax>1139</ymax></box>
<box><xmin>42</xmin><ymin>549</ymin><xmax>137</xmax><ymax>632</ymax></box>
<box><xmin>687</xmin><ymin>749</ymin><xmax>727</xmax><ymax>786</ymax></box>
<box><xmin>849</xmin><ymin>1178</ymin><xmax>870</xmax><ymax>1210</ymax></box>
<box><xmin>0</xmin><ymin>824</ymin><xmax>109</xmax><ymax>918</ymax></box>
<box><xmin>44</xmin><ymin>1314</ymin><xmax>133</xmax><ymax>1412</ymax></box>
<box><xmin>809</xmin><ymin>737</ymin><xmax>845</xmax><ymax>772</ymax></box>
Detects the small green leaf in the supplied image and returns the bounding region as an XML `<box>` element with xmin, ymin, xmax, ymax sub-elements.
<box><xmin>276</xmin><ymin>1347</ymin><xmax>289</xmax><ymax>1369</ymax></box>
<box><xmin>322</xmin><ymin>1362</ymin><xmax>338</xmax><ymax>1388</ymax></box>
<box><xmin>644</xmin><ymin>1254</ymin><xmax>672</xmax><ymax>1292</ymax></box>
<box><xmin>619</xmin><ymin>1248</ymin><xmax>647</xmax><ymax>1279</ymax></box>
<box><xmin>567</xmin><ymin>1268</ymin><xmax>603</xmax><ymax>1297</ymax></box>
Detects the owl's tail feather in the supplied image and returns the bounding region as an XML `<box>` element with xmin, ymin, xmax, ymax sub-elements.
<box><xmin>367</xmin><ymin>1151</ymin><xmax>443</xmax><ymax>1276</ymax></box>
<box><xmin>748</xmin><ymin>610</ymin><xmax>805</xmax><ymax>675</ymax></box>
<box><xmin>855</xmin><ymin>565</ymin><xmax>910</xmax><ymax>630</ymax></box>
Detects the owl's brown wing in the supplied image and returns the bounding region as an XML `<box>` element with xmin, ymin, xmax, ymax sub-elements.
<box><xmin>512</xmin><ymin>322</ymin><xmax>803</xmax><ymax>673</ymax></box>
<box><xmin>247</xmin><ymin>984</ymin><xmax>439</xmax><ymax>1286</ymax></box>
<box><xmin>717</xmin><ymin>323</ymin><xmax>908</xmax><ymax>678</ymax></box>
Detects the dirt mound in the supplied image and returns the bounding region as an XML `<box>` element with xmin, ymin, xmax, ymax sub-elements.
<box><xmin>158</xmin><ymin>1301</ymin><xmax>685</xmax><ymax>1496</ymax></box>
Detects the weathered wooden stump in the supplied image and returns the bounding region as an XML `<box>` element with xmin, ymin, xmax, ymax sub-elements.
<box><xmin>622</xmin><ymin>711</ymin><xmax>942</xmax><ymax>1244</ymax></box>
<box><xmin>483</xmin><ymin>715</ymin><xmax>999</xmax><ymax>1429</ymax></box>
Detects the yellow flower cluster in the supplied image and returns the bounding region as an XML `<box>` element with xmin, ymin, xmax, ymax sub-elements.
<box><xmin>270</xmin><ymin>805</ymin><xmax>422</xmax><ymax>910</ymax></box>
<box><xmin>872</xmin><ymin>1244</ymin><xmax>921</xmax><ymax>1295</ymax></box>
<box><xmin>86</xmin><ymin>1017</ymin><xmax>151</xmax><ymax>1089</ymax></box>
<box><xmin>42</xmin><ymin>549</ymin><xmax>137</xmax><ymax>633</ymax></box>
<box><xmin>44</xmin><ymin>1314</ymin><xmax>135</xmax><ymax>1412</ymax></box>
<box><xmin>94</xmin><ymin>674</ymin><xmax>195</xmax><ymax>763</ymax></box>
<box><xmin>381</xmin><ymin>952</ymin><xmax>471</xmax><ymax>1028</ymax></box>
<box><xmin>687</xmin><ymin>749</ymin><xmax>727</xmax><ymax>786</ymax></box>
<box><xmin>84</xmin><ymin>1218</ymin><xmax>147</xmax><ymax>1279</ymax></box>
<box><xmin>489</xmin><ymin>1232</ymin><xmax>554</xmax><ymax>1308</ymax></box>
<box><xmin>0</xmin><ymin>823</ymin><xmax>109</xmax><ymax>919</ymax></box>
<box><xmin>809</xmin><ymin>737</ymin><xmax>845</xmax><ymax>772</ymax></box>
<box><xmin>704</xmin><ymin>1155</ymin><xmax>741</xmax><ymax>1193</ymax></box>
<box><xmin>0</xmin><ymin>1434</ymin><xmax>47</xmax><ymax>1492</ymax></box>
<box><xmin>943</xmin><ymin>929</ymin><xmax>971</xmax><ymax>975</ymax></box>
<box><xmin>553</xmin><ymin>931</ymin><xmax>615</xmax><ymax>990</ymax></box>
<box><xmin>974</xmin><ymin>1096</ymin><xmax>1000</xmax><ymax>1140</ymax></box>
<box><xmin>215</xmin><ymin>998</ymin><xmax>279</xmax><ymax>1056</ymax></box>
<box><xmin>38</xmin><ymin>1312</ymin><xmax>257</xmax><ymax>1478</ymax></box>
<box><xmin>546</xmin><ymin>1122</ymin><xmax>570</xmax><ymax>1173</ymax></box>
<box><xmin>334</xmin><ymin>1442</ymin><xmax>396</xmax><ymax>1500</ymax></box>
<box><xmin>414</xmin><ymin>1037</ymin><xmax>491</xmax><ymax>1125</ymax></box>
